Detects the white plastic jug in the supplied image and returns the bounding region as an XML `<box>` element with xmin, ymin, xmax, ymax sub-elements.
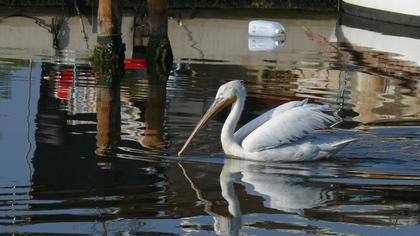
<box><xmin>248</xmin><ymin>20</ymin><xmax>285</xmax><ymax>37</ymax></box>
<box><xmin>248</xmin><ymin>37</ymin><xmax>284</xmax><ymax>52</ymax></box>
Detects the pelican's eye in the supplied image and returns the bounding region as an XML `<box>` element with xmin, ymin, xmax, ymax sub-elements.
<box><xmin>226</xmin><ymin>96</ymin><xmax>237</xmax><ymax>108</ymax></box>
<box><xmin>216</xmin><ymin>96</ymin><xmax>237</xmax><ymax>113</ymax></box>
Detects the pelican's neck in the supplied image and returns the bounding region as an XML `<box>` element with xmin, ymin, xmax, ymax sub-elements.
<box><xmin>221</xmin><ymin>95</ymin><xmax>245</xmax><ymax>156</ymax></box>
<box><xmin>220</xmin><ymin>169</ymin><xmax>242</xmax><ymax>218</ymax></box>
<box><xmin>215</xmin><ymin>166</ymin><xmax>242</xmax><ymax>235</ymax></box>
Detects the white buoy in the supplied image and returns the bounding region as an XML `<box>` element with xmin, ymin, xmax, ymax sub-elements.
<box><xmin>248</xmin><ymin>20</ymin><xmax>285</xmax><ymax>37</ymax></box>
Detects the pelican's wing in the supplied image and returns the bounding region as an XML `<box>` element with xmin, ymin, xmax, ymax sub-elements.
<box><xmin>241</xmin><ymin>103</ymin><xmax>337</xmax><ymax>152</ymax></box>
<box><xmin>234</xmin><ymin>99</ymin><xmax>308</xmax><ymax>143</ymax></box>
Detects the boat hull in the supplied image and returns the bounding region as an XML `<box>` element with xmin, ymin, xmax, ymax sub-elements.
<box><xmin>342</xmin><ymin>0</ymin><xmax>420</xmax><ymax>27</ymax></box>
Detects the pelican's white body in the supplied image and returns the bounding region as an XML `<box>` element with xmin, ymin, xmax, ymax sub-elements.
<box><xmin>216</xmin><ymin>81</ymin><xmax>353</xmax><ymax>162</ymax></box>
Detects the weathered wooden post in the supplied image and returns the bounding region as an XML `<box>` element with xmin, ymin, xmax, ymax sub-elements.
<box><xmin>94</xmin><ymin>0</ymin><xmax>124</xmax><ymax>156</ymax></box>
<box><xmin>146</xmin><ymin>0</ymin><xmax>173</xmax><ymax>81</ymax></box>
<box><xmin>97</xmin><ymin>0</ymin><xmax>123</xmax><ymax>35</ymax></box>
<box><xmin>148</xmin><ymin>0</ymin><xmax>168</xmax><ymax>36</ymax></box>
<box><xmin>138</xmin><ymin>0</ymin><xmax>173</xmax><ymax>148</ymax></box>
<box><xmin>93</xmin><ymin>0</ymin><xmax>125</xmax><ymax>81</ymax></box>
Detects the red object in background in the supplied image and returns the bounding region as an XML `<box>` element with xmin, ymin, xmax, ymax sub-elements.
<box><xmin>54</xmin><ymin>89</ymin><xmax>70</xmax><ymax>100</ymax></box>
<box><xmin>124</xmin><ymin>58</ymin><xmax>147</xmax><ymax>69</ymax></box>
<box><xmin>51</xmin><ymin>71</ymin><xmax>73</xmax><ymax>100</ymax></box>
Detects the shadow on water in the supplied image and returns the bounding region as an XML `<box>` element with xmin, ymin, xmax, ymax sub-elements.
<box><xmin>0</xmin><ymin>5</ymin><xmax>419</xmax><ymax>235</ymax></box>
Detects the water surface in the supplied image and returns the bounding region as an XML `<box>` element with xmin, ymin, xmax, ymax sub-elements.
<box><xmin>0</xmin><ymin>10</ymin><xmax>419</xmax><ymax>235</ymax></box>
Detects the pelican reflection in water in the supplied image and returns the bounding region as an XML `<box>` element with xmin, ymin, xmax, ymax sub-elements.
<box><xmin>214</xmin><ymin>158</ymin><xmax>335</xmax><ymax>235</ymax></box>
<box><xmin>178</xmin><ymin>80</ymin><xmax>354</xmax><ymax>161</ymax></box>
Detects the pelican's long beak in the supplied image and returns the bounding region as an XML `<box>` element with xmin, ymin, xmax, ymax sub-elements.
<box><xmin>178</xmin><ymin>97</ymin><xmax>236</xmax><ymax>156</ymax></box>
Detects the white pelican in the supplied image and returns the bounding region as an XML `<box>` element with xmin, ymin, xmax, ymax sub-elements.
<box><xmin>178</xmin><ymin>80</ymin><xmax>354</xmax><ymax>162</ymax></box>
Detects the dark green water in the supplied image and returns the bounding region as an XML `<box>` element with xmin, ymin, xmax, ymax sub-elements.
<box><xmin>0</xmin><ymin>10</ymin><xmax>419</xmax><ymax>235</ymax></box>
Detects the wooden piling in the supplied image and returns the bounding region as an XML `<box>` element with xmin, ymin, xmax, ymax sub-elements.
<box><xmin>97</xmin><ymin>0</ymin><xmax>123</xmax><ymax>36</ymax></box>
<box><xmin>146</xmin><ymin>0</ymin><xmax>173</xmax><ymax>81</ymax></box>
<box><xmin>93</xmin><ymin>0</ymin><xmax>125</xmax><ymax>81</ymax></box>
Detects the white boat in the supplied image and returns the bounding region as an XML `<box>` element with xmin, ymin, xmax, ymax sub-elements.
<box><xmin>332</xmin><ymin>13</ymin><xmax>420</xmax><ymax>125</ymax></box>
<box><xmin>341</xmin><ymin>0</ymin><xmax>420</xmax><ymax>27</ymax></box>
<box><xmin>336</xmin><ymin>13</ymin><xmax>420</xmax><ymax>66</ymax></box>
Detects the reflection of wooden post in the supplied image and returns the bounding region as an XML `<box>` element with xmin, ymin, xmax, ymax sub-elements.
<box><xmin>96</xmin><ymin>84</ymin><xmax>121</xmax><ymax>157</ymax></box>
<box><xmin>141</xmin><ymin>81</ymin><xmax>166</xmax><ymax>148</ymax></box>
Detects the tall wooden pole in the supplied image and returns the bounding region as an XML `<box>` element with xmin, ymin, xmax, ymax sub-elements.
<box><xmin>94</xmin><ymin>0</ymin><xmax>124</xmax><ymax>156</ymax></box>
<box><xmin>147</xmin><ymin>0</ymin><xmax>168</xmax><ymax>37</ymax></box>
<box><xmin>146</xmin><ymin>0</ymin><xmax>173</xmax><ymax>81</ymax></box>
<box><xmin>97</xmin><ymin>0</ymin><xmax>123</xmax><ymax>36</ymax></box>
<box><xmin>94</xmin><ymin>0</ymin><xmax>125</xmax><ymax>81</ymax></box>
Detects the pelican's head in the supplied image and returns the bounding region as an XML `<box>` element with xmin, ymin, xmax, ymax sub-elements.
<box><xmin>178</xmin><ymin>80</ymin><xmax>246</xmax><ymax>156</ymax></box>
<box><xmin>215</xmin><ymin>80</ymin><xmax>246</xmax><ymax>101</ymax></box>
